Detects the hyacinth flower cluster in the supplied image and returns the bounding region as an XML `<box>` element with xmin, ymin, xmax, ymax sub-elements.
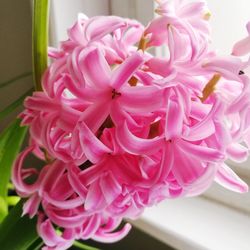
<box><xmin>12</xmin><ymin>0</ymin><xmax>250</xmax><ymax>249</ymax></box>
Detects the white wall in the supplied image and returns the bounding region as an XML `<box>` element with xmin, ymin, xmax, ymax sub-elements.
<box><xmin>110</xmin><ymin>0</ymin><xmax>154</xmax><ymax>25</ymax></box>
<box><xmin>0</xmin><ymin>0</ymin><xmax>33</xmax><ymax>130</ymax></box>
<box><xmin>50</xmin><ymin>0</ymin><xmax>110</xmax><ymax>46</ymax></box>
<box><xmin>207</xmin><ymin>0</ymin><xmax>250</xmax><ymax>54</ymax></box>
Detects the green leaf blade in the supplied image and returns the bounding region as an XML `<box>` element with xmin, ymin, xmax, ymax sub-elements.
<box><xmin>73</xmin><ymin>240</ymin><xmax>100</xmax><ymax>250</ymax></box>
<box><xmin>0</xmin><ymin>200</ymin><xmax>38</xmax><ymax>250</ymax></box>
<box><xmin>0</xmin><ymin>196</ymin><xmax>8</xmax><ymax>222</ymax></box>
<box><xmin>0</xmin><ymin>119</ymin><xmax>27</xmax><ymax>220</ymax></box>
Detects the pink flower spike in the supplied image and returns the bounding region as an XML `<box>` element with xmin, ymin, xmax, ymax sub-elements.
<box><xmin>12</xmin><ymin>6</ymin><xmax>250</xmax><ymax>249</ymax></box>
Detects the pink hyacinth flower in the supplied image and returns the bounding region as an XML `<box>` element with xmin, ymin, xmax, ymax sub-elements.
<box><xmin>12</xmin><ymin>2</ymin><xmax>250</xmax><ymax>250</ymax></box>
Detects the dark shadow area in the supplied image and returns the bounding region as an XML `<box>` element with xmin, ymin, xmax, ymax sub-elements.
<box><xmin>70</xmin><ymin>226</ymin><xmax>175</xmax><ymax>250</ymax></box>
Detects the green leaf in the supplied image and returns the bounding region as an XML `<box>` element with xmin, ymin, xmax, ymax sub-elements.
<box><xmin>0</xmin><ymin>200</ymin><xmax>39</xmax><ymax>250</ymax></box>
<box><xmin>33</xmin><ymin>0</ymin><xmax>49</xmax><ymax>91</ymax></box>
<box><xmin>0</xmin><ymin>196</ymin><xmax>8</xmax><ymax>222</ymax></box>
<box><xmin>7</xmin><ymin>182</ymin><xmax>14</xmax><ymax>190</ymax></box>
<box><xmin>0</xmin><ymin>88</ymin><xmax>33</xmax><ymax>122</ymax></box>
<box><xmin>27</xmin><ymin>237</ymin><xmax>43</xmax><ymax>250</ymax></box>
<box><xmin>0</xmin><ymin>72</ymin><xmax>32</xmax><ymax>89</ymax></box>
<box><xmin>7</xmin><ymin>196</ymin><xmax>20</xmax><ymax>206</ymax></box>
<box><xmin>0</xmin><ymin>119</ymin><xmax>27</xmax><ymax>222</ymax></box>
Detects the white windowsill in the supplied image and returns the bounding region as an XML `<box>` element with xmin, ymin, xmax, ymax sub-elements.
<box><xmin>130</xmin><ymin>197</ymin><xmax>250</xmax><ymax>250</ymax></box>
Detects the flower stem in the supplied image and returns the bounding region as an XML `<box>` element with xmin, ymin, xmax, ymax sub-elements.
<box><xmin>73</xmin><ymin>240</ymin><xmax>100</xmax><ymax>250</ymax></box>
<box><xmin>33</xmin><ymin>0</ymin><xmax>49</xmax><ymax>91</ymax></box>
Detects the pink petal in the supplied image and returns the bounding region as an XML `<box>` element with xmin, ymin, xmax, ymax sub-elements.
<box><xmin>39</xmin><ymin>161</ymin><xmax>66</xmax><ymax>197</ymax></box>
<box><xmin>203</xmin><ymin>56</ymin><xmax>243</xmax><ymax>80</ymax></box>
<box><xmin>226</xmin><ymin>143</ymin><xmax>249</xmax><ymax>163</ymax></box>
<box><xmin>12</xmin><ymin>147</ymin><xmax>40</xmax><ymax>196</ymax></box>
<box><xmin>168</xmin><ymin>24</ymin><xmax>190</xmax><ymax>64</ymax></box>
<box><xmin>144</xmin><ymin>16</ymin><xmax>169</xmax><ymax>47</ymax></box>
<box><xmin>67</xmin><ymin>46</ymin><xmax>86</xmax><ymax>88</ymax></box>
<box><xmin>99</xmin><ymin>171</ymin><xmax>122</xmax><ymax>204</ymax></box>
<box><xmin>84</xmin><ymin>181</ymin><xmax>106</xmax><ymax>211</ymax></box>
<box><xmin>179</xmin><ymin>2</ymin><xmax>207</xmax><ymax>18</ymax></box>
<box><xmin>165</xmin><ymin>99</ymin><xmax>183</xmax><ymax>140</ymax></box>
<box><xmin>46</xmin><ymin>211</ymin><xmax>87</xmax><ymax>228</ymax></box>
<box><xmin>67</xmin><ymin>13</ymin><xmax>88</xmax><ymax>45</ymax></box>
<box><xmin>85</xmin><ymin>16</ymin><xmax>125</xmax><ymax>42</ymax></box>
<box><xmin>48</xmin><ymin>47</ymin><xmax>64</xmax><ymax>59</ymax></box>
<box><xmin>152</xmin><ymin>142</ymin><xmax>173</xmax><ymax>184</ymax></box>
<box><xmin>93</xmin><ymin>223</ymin><xmax>132</xmax><ymax>243</ymax></box>
<box><xmin>215</xmin><ymin>163</ymin><xmax>248</xmax><ymax>193</ymax></box>
<box><xmin>146</xmin><ymin>57</ymin><xmax>173</xmax><ymax>77</ymax></box>
<box><xmin>79</xmin><ymin>47</ymin><xmax>111</xmax><ymax>89</ymax></box>
<box><xmin>22</xmin><ymin>194</ymin><xmax>41</xmax><ymax>218</ymax></box>
<box><xmin>77</xmin><ymin>121</ymin><xmax>112</xmax><ymax>163</ymax></box>
<box><xmin>110</xmin><ymin>52</ymin><xmax>144</xmax><ymax>90</ymax></box>
<box><xmin>25</xmin><ymin>93</ymin><xmax>60</xmax><ymax>112</ymax></box>
<box><xmin>172</xmin><ymin>145</ymin><xmax>206</xmax><ymax>185</ymax></box>
<box><xmin>110</xmin><ymin>102</ymin><xmax>138</xmax><ymax>127</ymax></box>
<box><xmin>67</xmin><ymin>164</ymin><xmax>88</xmax><ymax>199</ymax></box>
<box><xmin>232</xmin><ymin>36</ymin><xmax>250</xmax><ymax>56</ymax></box>
<box><xmin>119</xmin><ymin>85</ymin><xmax>163</xmax><ymax>113</ymax></box>
<box><xmin>116</xmin><ymin>122</ymin><xmax>163</xmax><ymax>155</ymax></box>
<box><xmin>43</xmin><ymin>192</ymin><xmax>83</xmax><ymax>209</ymax></box>
<box><xmin>177</xmin><ymin>140</ymin><xmax>225</xmax><ymax>163</ymax></box>
<box><xmin>232</xmin><ymin>22</ymin><xmax>250</xmax><ymax>56</ymax></box>
<box><xmin>81</xmin><ymin>214</ymin><xmax>101</xmax><ymax>239</ymax></box>
<box><xmin>79</xmin><ymin>100</ymin><xmax>111</xmax><ymax>133</ymax></box>
<box><xmin>37</xmin><ymin>214</ymin><xmax>75</xmax><ymax>248</ymax></box>
<box><xmin>42</xmin><ymin>57</ymin><xmax>67</xmax><ymax>98</ymax></box>
<box><xmin>186</xmin><ymin>163</ymin><xmax>217</xmax><ymax>196</ymax></box>
<box><xmin>183</xmin><ymin>100</ymin><xmax>223</xmax><ymax>141</ymax></box>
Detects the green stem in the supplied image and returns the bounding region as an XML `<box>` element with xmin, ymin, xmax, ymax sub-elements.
<box><xmin>0</xmin><ymin>200</ymin><xmax>39</xmax><ymax>250</ymax></box>
<box><xmin>73</xmin><ymin>240</ymin><xmax>100</xmax><ymax>250</ymax></box>
<box><xmin>0</xmin><ymin>88</ymin><xmax>33</xmax><ymax>122</ymax></box>
<box><xmin>33</xmin><ymin>0</ymin><xmax>49</xmax><ymax>91</ymax></box>
<box><xmin>0</xmin><ymin>72</ymin><xmax>32</xmax><ymax>89</ymax></box>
